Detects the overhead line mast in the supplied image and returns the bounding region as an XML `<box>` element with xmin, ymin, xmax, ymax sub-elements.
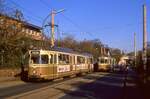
<box><xmin>134</xmin><ymin>32</ymin><xmax>137</xmax><ymax>67</ymax></box>
<box><xmin>50</xmin><ymin>9</ymin><xmax>65</xmax><ymax>47</ymax></box>
<box><xmin>143</xmin><ymin>4</ymin><xmax>147</xmax><ymax>83</ymax></box>
<box><xmin>51</xmin><ymin>10</ymin><xmax>55</xmax><ymax>47</ymax></box>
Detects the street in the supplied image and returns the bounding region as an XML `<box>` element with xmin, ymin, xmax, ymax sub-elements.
<box><xmin>0</xmin><ymin>71</ymin><xmax>144</xmax><ymax>99</ymax></box>
<box><xmin>0</xmin><ymin>1</ymin><xmax>150</xmax><ymax>99</ymax></box>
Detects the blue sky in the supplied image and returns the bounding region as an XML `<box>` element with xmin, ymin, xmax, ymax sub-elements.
<box><xmin>6</xmin><ymin>0</ymin><xmax>150</xmax><ymax>52</ymax></box>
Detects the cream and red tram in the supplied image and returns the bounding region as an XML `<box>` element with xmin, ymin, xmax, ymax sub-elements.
<box><xmin>23</xmin><ymin>47</ymin><xmax>93</xmax><ymax>80</ymax></box>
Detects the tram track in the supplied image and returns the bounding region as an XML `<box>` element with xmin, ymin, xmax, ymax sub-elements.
<box><xmin>0</xmin><ymin>72</ymin><xmax>110</xmax><ymax>98</ymax></box>
<box><xmin>0</xmin><ymin>75</ymin><xmax>79</xmax><ymax>98</ymax></box>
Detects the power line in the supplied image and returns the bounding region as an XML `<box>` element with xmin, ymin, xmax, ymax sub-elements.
<box><xmin>3</xmin><ymin>4</ymin><xmax>43</xmax><ymax>24</ymax></box>
<box><xmin>9</xmin><ymin>0</ymin><xmax>43</xmax><ymax>21</ymax></box>
<box><xmin>61</xmin><ymin>14</ymin><xmax>93</xmax><ymax>37</ymax></box>
<box><xmin>39</xmin><ymin>0</ymin><xmax>53</xmax><ymax>10</ymax></box>
<box><xmin>61</xmin><ymin>14</ymin><xmax>82</xmax><ymax>31</ymax></box>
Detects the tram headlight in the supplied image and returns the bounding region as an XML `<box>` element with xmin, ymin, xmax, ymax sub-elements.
<box><xmin>33</xmin><ymin>70</ymin><xmax>36</xmax><ymax>74</ymax></box>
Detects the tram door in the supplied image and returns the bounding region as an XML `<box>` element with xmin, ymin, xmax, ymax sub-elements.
<box><xmin>49</xmin><ymin>54</ymin><xmax>55</xmax><ymax>79</ymax></box>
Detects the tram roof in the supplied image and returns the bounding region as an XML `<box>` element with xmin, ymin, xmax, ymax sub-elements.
<box><xmin>49</xmin><ymin>47</ymin><xmax>93</xmax><ymax>57</ymax></box>
<box><xmin>50</xmin><ymin>47</ymin><xmax>75</xmax><ymax>53</ymax></box>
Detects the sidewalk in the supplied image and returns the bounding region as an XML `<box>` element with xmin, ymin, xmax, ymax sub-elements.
<box><xmin>128</xmin><ymin>70</ymin><xmax>150</xmax><ymax>99</ymax></box>
<box><xmin>0</xmin><ymin>77</ymin><xmax>20</xmax><ymax>82</ymax></box>
<box><xmin>122</xmin><ymin>70</ymin><xmax>144</xmax><ymax>99</ymax></box>
<box><xmin>0</xmin><ymin>68</ymin><xmax>21</xmax><ymax>82</ymax></box>
<box><xmin>138</xmin><ymin>78</ymin><xmax>150</xmax><ymax>99</ymax></box>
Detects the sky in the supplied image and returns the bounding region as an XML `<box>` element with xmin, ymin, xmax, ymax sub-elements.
<box><xmin>5</xmin><ymin>0</ymin><xmax>150</xmax><ymax>52</ymax></box>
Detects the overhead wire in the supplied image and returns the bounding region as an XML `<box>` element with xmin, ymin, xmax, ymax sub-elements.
<box><xmin>9</xmin><ymin>0</ymin><xmax>43</xmax><ymax>23</ymax></box>
<box><xmin>38</xmin><ymin>0</ymin><xmax>53</xmax><ymax>10</ymax></box>
<box><xmin>60</xmin><ymin>14</ymin><xmax>94</xmax><ymax>38</ymax></box>
<box><xmin>3</xmin><ymin>3</ymin><xmax>43</xmax><ymax>24</ymax></box>
<box><xmin>36</xmin><ymin>0</ymin><xmax>93</xmax><ymax>39</ymax></box>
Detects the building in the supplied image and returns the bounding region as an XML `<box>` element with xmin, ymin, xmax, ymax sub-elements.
<box><xmin>22</xmin><ymin>22</ymin><xmax>44</xmax><ymax>40</ymax></box>
<box><xmin>0</xmin><ymin>14</ymin><xmax>44</xmax><ymax>40</ymax></box>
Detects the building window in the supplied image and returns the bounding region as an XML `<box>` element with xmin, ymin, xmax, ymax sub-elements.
<box><xmin>22</xmin><ymin>28</ymin><xmax>25</xmax><ymax>32</ymax></box>
<box><xmin>26</xmin><ymin>29</ymin><xmax>29</xmax><ymax>34</ymax></box>
<box><xmin>30</xmin><ymin>30</ymin><xmax>33</xmax><ymax>35</ymax></box>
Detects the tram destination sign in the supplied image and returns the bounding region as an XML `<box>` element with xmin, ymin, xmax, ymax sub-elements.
<box><xmin>31</xmin><ymin>51</ymin><xmax>40</xmax><ymax>54</ymax></box>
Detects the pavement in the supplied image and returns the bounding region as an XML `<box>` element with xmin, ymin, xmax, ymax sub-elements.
<box><xmin>0</xmin><ymin>77</ymin><xmax>20</xmax><ymax>82</ymax></box>
<box><xmin>137</xmin><ymin>76</ymin><xmax>150</xmax><ymax>99</ymax></box>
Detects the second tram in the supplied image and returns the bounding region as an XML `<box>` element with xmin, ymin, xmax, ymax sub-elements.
<box><xmin>94</xmin><ymin>56</ymin><xmax>116</xmax><ymax>72</ymax></box>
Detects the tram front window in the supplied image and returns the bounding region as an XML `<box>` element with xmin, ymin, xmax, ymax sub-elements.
<box><xmin>31</xmin><ymin>54</ymin><xmax>49</xmax><ymax>64</ymax></box>
<box><xmin>31</xmin><ymin>54</ymin><xmax>40</xmax><ymax>64</ymax></box>
<box><xmin>41</xmin><ymin>55</ymin><xmax>48</xmax><ymax>64</ymax></box>
<box><xmin>100</xmin><ymin>59</ymin><xmax>105</xmax><ymax>64</ymax></box>
<box><xmin>105</xmin><ymin>59</ymin><xmax>108</xmax><ymax>64</ymax></box>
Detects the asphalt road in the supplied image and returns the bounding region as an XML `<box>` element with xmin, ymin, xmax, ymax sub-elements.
<box><xmin>0</xmin><ymin>71</ymin><xmax>144</xmax><ymax>99</ymax></box>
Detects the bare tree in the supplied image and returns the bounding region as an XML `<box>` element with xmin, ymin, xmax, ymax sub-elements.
<box><xmin>0</xmin><ymin>0</ymin><xmax>26</xmax><ymax>67</ymax></box>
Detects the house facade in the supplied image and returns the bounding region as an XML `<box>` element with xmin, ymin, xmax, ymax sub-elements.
<box><xmin>0</xmin><ymin>14</ymin><xmax>44</xmax><ymax>40</ymax></box>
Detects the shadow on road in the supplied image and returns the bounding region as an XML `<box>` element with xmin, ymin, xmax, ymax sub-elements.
<box><xmin>57</xmin><ymin>72</ymin><xmax>144</xmax><ymax>99</ymax></box>
<box><xmin>0</xmin><ymin>78</ymin><xmax>66</xmax><ymax>98</ymax></box>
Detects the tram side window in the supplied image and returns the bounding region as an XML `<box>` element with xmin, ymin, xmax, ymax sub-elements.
<box><xmin>58</xmin><ymin>54</ymin><xmax>70</xmax><ymax>64</ymax></box>
<box><xmin>77</xmin><ymin>56</ymin><xmax>85</xmax><ymax>64</ymax></box>
<box><xmin>91</xmin><ymin>58</ymin><xmax>93</xmax><ymax>63</ymax></box>
<box><xmin>74</xmin><ymin>56</ymin><xmax>76</xmax><ymax>64</ymax></box>
<box><xmin>58</xmin><ymin>54</ymin><xmax>62</xmax><ymax>64</ymax></box>
<box><xmin>41</xmin><ymin>55</ymin><xmax>48</xmax><ymax>64</ymax></box>
<box><xmin>54</xmin><ymin>54</ymin><xmax>57</xmax><ymax>64</ymax></box>
<box><xmin>70</xmin><ymin>56</ymin><xmax>72</xmax><ymax>64</ymax></box>
<box><xmin>66</xmin><ymin>55</ymin><xmax>69</xmax><ymax>64</ymax></box>
<box><xmin>88</xmin><ymin>58</ymin><xmax>93</xmax><ymax>64</ymax></box>
<box><xmin>49</xmin><ymin>54</ymin><xmax>53</xmax><ymax>64</ymax></box>
<box><xmin>100</xmin><ymin>59</ymin><xmax>105</xmax><ymax>64</ymax></box>
<box><xmin>85</xmin><ymin>58</ymin><xmax>87</xmax><ymax>64</ymax></box>
<box><xmin>87</xmin><ymin>58</ymin><xmax>90</xmax><ymax>64</ymax></box>
<box><xmin>31</xmin><ymin>54</ymin><xmax>40</xmax><ymax>64</ymax></box>
<box><xmin>72</xmin><ymin>56</ymin><xmax>74</xmax><ymax>64</ymax></box>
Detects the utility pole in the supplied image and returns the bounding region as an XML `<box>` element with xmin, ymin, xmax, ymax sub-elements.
<box><xmin>51</xmin><ymin>10</ymin><xmax>55</xmax><ymax>47</ymax></box>
<box><xmin>134</xmin><ymin>32</ymin><xmax>137</xmax><ymax>67</ymax></box>
<box><xmin>100</xmin><ymin>46</ymin><xmax>103</xmax><ymax>56</ymax></box>
<box><xmin>42</xmin><ymin>9</ymin><xmax>64</xmax><ymax>48</ymax></box>
<box><xmin>143</xmin><ymin>4</ymin><xmax>147</xmax><ymax>83</ymax></box>
<box><xmin>50</xmin><ymin>9</ymin><xmax>65</xmax><ymax>47</ymax></box>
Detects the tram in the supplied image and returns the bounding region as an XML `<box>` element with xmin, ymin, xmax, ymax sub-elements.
<box><xmin>22</xmin><ymin>47</ymin><xmax>93</xmax><ymax>80</ymax></box>
<box><xmin>94</xmin><ymin>56</ymin><xmax>116</xmax><ymax>72</ymax></box>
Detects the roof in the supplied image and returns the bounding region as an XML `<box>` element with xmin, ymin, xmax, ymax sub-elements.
<box><xmin>50</xmin><ymin>47</ymin><xmax>75</xmax><ymax>53</ymax></box>
<box><xmin>24</xmin><ymin>22</ymin><xmax>42</xmax><ymax>30</ymax></box>
<box><xmin>0</xmin><ymin>13</ymin><xmax>42</xmax><ymax>30</ymax></box>
<box><xmin>49</xmin><ymin>47</ymin><xmax>93</xmax><ymax>57</ymax></box>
